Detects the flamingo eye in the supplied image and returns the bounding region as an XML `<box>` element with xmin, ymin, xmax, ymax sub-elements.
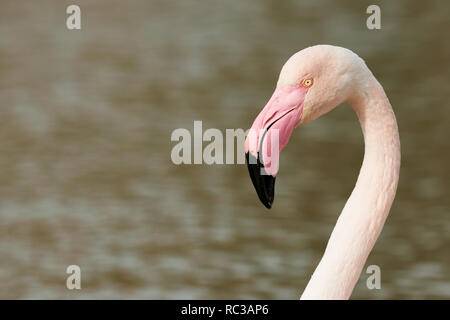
<box><xmin>302</xmin><ymin>78</ymin><xmax>313</xmax><ymax>87</ymax></box>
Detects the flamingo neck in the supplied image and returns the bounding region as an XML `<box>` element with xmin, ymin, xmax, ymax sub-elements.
<box><xmin>300</xmin><ymin>76</ymin><xmax>401</xmax><ymax>299</ymax></box>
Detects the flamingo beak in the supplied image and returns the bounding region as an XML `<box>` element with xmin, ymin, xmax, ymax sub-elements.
<box><xmin>245</xmin><ymin>85</ymin><xmax>308</xmax><ymax>209</ymax></box>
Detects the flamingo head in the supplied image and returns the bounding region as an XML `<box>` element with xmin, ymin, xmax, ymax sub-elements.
<box><xmin>245</xmin><ymin>45</ymin><xmax>367</xmax><ymax>208</ymax></box>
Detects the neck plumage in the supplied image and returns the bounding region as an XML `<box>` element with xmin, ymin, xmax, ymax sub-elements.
<box><xmin>301</xmin><ymin>75</ymin><xmax>401</xmax><ymax>299</ymax></box>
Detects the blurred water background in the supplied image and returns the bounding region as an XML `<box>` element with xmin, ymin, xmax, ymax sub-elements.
<box><xmin>0</xmin><ymin>0</ymin><xmax>449</xmax><ymax>299</ymax></box>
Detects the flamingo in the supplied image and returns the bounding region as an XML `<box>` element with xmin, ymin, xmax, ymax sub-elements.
<box><xmin>245</xmin><ymin>45</ymin><xmax>401</xmax><ymax>299</ymax></box>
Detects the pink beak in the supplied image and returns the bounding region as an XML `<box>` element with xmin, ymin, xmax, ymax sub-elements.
<box><xmin>245</xmin><ymin>85</ymin><xmax>308</xmax><ymax>208</ymax></box>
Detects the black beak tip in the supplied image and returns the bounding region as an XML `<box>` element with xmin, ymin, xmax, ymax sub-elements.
<box><xmin>245</xmin><ymin>152</ymin><xmax>276</xmax><ymax>209</ymax></box>
<box><xmin>263</xmin><ymin>199</ymin><xmax>273</xmax><ymax>209</ymax></box>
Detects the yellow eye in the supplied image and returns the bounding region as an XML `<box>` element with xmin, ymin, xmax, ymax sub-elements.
<box><xmin>302</xmin><ymin>78</ymin><xmax>313</xmax><ymax>87</ymax></box>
